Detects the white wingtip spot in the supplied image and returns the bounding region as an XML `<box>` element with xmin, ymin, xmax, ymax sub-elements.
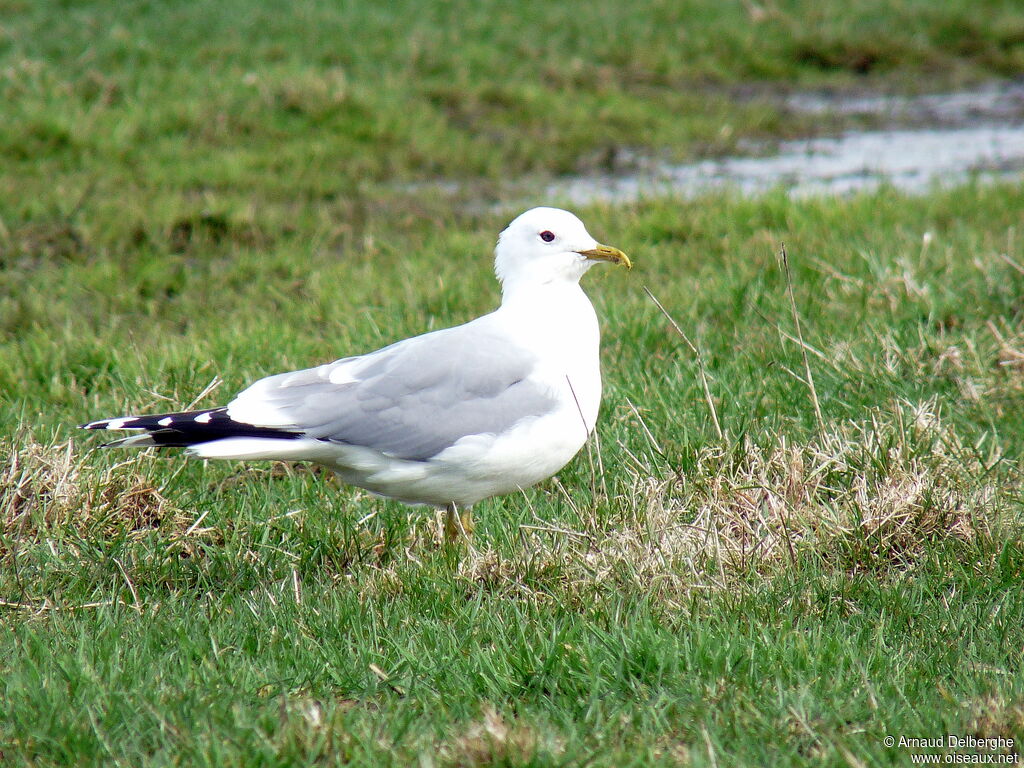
<box><xmin>157</xmin><ymin>417</ymin><xmax>174</xmax><ymax>427</ymax></box>
<box><xmin>105</xmin><ymin>418</ymin><xmax>136</xmax><ymax>430</ymax></box>
<box><xmin>195</xmin><ymin>412</ymin><xmax>213</xmax><ymax>424</ymax></box>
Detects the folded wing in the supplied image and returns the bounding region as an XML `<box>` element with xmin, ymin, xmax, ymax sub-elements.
<box><xmin>227</xmin><ymin>323</ymin><xmax>559</xmax><ymax>461</ymax></box>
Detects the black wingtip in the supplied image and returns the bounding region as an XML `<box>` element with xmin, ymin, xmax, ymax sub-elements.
<box><xmin>80</xmin><ymin>419</ymin><xmax>112</xmax><ymax>430</ymax></box>
<box><xmin>78</xmin><ymin>407</ymin><xmax>302</xmax><ymax>448</ymax></box>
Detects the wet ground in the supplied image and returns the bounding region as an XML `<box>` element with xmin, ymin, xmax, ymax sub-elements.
<box><xmin>547</xmin><ymin>81</ymin><xmax>1024</xmax><ymax>204</ymax></box>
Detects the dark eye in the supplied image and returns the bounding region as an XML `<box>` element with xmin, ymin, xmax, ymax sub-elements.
<box><xmin>540</xmin><ymin>230</ymin><xmax>555</xmax><ymax>242</ymax></box>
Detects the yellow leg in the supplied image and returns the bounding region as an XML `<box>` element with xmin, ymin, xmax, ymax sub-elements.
<box><xmin>443</xmin><ymin>503</ymin><xmax>474</xmax><ymax>542</ymax></box>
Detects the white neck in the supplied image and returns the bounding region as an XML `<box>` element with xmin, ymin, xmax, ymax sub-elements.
<box><xmin>499</xmin><ymin>263</ymin><xmax>596</xmax><ymax>304</ymax></box>
<box><xmin>495</xmin><ymin>278</ymin><xmax>603</xmax><ymax>433</ymax></box>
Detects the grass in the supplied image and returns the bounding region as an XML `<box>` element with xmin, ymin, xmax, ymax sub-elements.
<box><xmin>4</xmin><ymin>186</ymin><xmax>1023</xmax><ymax>766</ymax></box>
<box><xmin>3</xmin><ymin>0</ymin><xmax>1024</xmax><ymax>765</ymax></box>
<box><xmin>3</xmin><ymin>0</ymin><xmax>1024</xmax><ymax>217</ymax></box>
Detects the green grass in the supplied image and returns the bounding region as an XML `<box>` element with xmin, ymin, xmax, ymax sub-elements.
<box><xmin>4</xmin><ymin>187</ymin><xmax>1023</xmax><ymax>766</ymax></box>
<box><xmin>3</xmin><ymin>1</ymin><xmax>1024</xmax><ymax>766</ymax></box>
<box><xmin>3</xmin><ymin>0</ymin><xmax>1024</xmax><ymax>221</ymax></box>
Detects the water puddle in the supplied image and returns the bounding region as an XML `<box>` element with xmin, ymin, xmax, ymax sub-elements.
<box><xmin>541</xmin><ymin>82</ymin><xmax>1024</xmax><ymax>204</ymax></box>
<box><xmin>785</xmin><ymin>81</ymin><xmax>1024</xmax><ymax>124</ymax></box>
<box><xmin>549</xmin><ymin>124</ymin><xmax>1024</xmax><ymax>204</ymax></box>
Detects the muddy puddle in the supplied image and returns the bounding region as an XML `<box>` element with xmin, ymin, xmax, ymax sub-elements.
<box><xmin>546</xmin><ymin>82</ymin><xmax>1024</xmax><ymax>204</ymax></box>
<box><xmin>550</xmin><ymin>123</ymin><xmax>1024</xmax><ymax>204</ymax></box>
<box><xmin>517</xmin><ymin>82</ymin><xmax>1024</xmax><ymax>204</ymax></box>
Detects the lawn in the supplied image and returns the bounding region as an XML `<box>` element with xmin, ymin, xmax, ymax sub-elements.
<box><xmin>2</xmin><ymin>1</ymin><xmax>1024</xmax><ymax>766</ymax></box>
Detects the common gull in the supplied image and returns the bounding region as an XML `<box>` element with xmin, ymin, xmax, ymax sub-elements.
<box><xmin>82</xmin><ymin>207</ymin><xmax>630</xmax><ymax>539</ymax></box>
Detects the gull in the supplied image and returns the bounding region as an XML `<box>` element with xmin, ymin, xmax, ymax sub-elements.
<box><xmin>81</xmin><ymin>207</ymin><xmax>631</xmax><ymax>540</ymax></box>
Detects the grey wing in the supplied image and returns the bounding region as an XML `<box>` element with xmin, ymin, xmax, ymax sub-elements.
<box><xmin>226</xmin><ymin>324</ymin><xmax>559</xmax><ymax>461</ymax></box>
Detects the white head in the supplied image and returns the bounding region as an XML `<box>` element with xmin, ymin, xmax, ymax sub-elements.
<box><xmin>494</xmin><ymin>207</ymin><xmax>630</xmax><ymax>296</ymax></box>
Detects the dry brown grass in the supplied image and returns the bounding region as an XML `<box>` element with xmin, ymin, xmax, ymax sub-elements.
<box><xmin>1</xmin><ymin>434</ymin><xmax>189</xmax><ymax>550</ymax></box>
<box><xmin>3</xmin><ymin>399</ymin><xmax>1013</xmax><ymax>610</ymax></box>
<box><xmin>461</xmin><ymin>401</ymin><xmax>1013</xmax><ymax>601</ymax></box>
<box><xmin>962</xmin><ymin>692</ymin><xmax>1024</xmax><ymax>744</ymax></box>
<box><xmin>440</xmin><ymin>705</ymin><xmax>563</xmax><ymax>768</ymax></box>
